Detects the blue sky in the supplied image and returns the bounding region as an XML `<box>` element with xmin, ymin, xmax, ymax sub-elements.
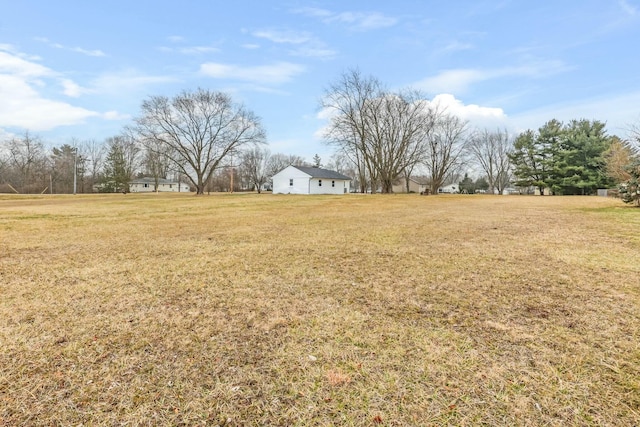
<box><xmin>1</xmin><ymin>0</ymin><xmax>639</xmax><ymax>162</ymax></box>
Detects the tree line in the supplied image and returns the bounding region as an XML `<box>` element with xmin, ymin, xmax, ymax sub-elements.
<box><xmin>1</xmin><ymin>73</ymin><xmax>639</xmax><ymax>198</ymax></box>
<box><xmin>321</xmin><ymin>69</ymin><xmax>639</xmax><ymax>196</ymax></box>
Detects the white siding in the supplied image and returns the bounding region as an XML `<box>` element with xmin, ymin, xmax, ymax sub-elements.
<box><xmin>272</xmin><ymin>166</ymin><xmax>311</xmax><ymax>194</ymax></box>
<box><xmin>129</xmin><ymin>181</ymin><xmax>191</xmax><ymax>193</ymax></box>
<box><xmin>272</xmin><ymin>165</ymin><xmax>351</xmax><ymax>195</ymax></box>
<box><xmin>309</xmin><ymin>178</ymin><xmax>350</xmax><ymax>194</ymax></box>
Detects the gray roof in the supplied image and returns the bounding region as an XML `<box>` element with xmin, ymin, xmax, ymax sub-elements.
<box><xmin>293</xmin><ymin>166</ymin><xmax>351</xmax><ymax>180</ymax></box>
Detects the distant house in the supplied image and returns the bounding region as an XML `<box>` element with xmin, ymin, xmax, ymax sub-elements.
<box><xmin>392</xmin><ymin>177</ymin><xmax>429</xmax><ymax>194</ymax></box>
<box><xmin>272</xmin><ymin>165</ymin><xmax>351</xmax><ymax>195</ymax></box>
<box><xmin>129</xmin><ymin>177</ymin><xmax>191</xmax><ymax>193</ymax></box>
<box><xmin>438</xmin><ymin>184</ymin><xmax>458</xmax><ymax>194</ymax></box>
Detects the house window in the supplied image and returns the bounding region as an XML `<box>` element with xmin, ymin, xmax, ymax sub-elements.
<box><xmin>319</xmin><ymin>179</ymin><xmax>322</xmax><ymax>186</ymax></box>
<box><xmin>169</xmin><ymin>184</ymin><xmax>172</xmax><ymax>189</ymax></box>
<box><xmin>289</xmin><ymin>179</ymin><xmax>293</xmax><ymax>186</ymax></box>
<box><xmin>144</xmin><ymin>183</ymin><xmax>148</xmax><ymax>188</ymax></box>
<box><xmin>332</xmin><ymin>180</ymin><xmax>335</xmax><ymax>187</ymax></box>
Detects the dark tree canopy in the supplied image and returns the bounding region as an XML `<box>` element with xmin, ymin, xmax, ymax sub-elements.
<box><xmin>510</xmin><ymin>119</ymin><xmax>614</xmax><ymax>195</ymax></box>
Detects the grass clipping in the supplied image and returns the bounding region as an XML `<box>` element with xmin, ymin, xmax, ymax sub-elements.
<box><xmin>0</xmin><ymin>193</ymin><xmax>639</xmax><ymax>426</ymax></box>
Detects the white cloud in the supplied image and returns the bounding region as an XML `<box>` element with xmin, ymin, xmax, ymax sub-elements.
<box><xmin>331</xmin><ymin>11</ymin><xmax>398</xmax><ymax>30</ymax></box>
<box><xmin>167</xmin><ymin>35</ymin><xmax>185</xmax><ymax>43</ymax></box>
<box><xmin>251</xmin><ymin>29</ymin><xmax>336</xmax><ymax>59</ymax></box>
<box><xmin>438</xmin><ymin>41</ymin><xmax>474</xmax><ymax>54</ymax></box>
<box><xmin>293</xmin><ymin>7</ymin><xmax>398</xmax><ymax>31</ymax></box>
<box><xmin>314</xmin><ymin>94</ymin><xmax>508</xmax><ymax>139</ymax></box>
<box><xmin>508</xmin><ymin>90</ymin><xmax>640</xmax><ymax>137</ymax></box>
<box><xmin>0</xmin><ymin>49</ymin><xmax>53</xmax><ymax>77</ymax></box>
<box><xmin>103</xmin><ymin>111</ymin><xmax>130</xmax><ymax>121</ymax></box>
<box><xmin>252</xmin><ymin>29</ymin><xmax>311</xmax><ymax>44</ymax></box>
<box><xmin>0</xmin><ymin>47</ymin><xmax>100</xmax><ymax>130</ymax></box>
<box><xmin>61</xmin><ymin>79</ymin><xmax>86</xmax><ymax>97</ymax></box>
<box><xmin>415</xmin><ymin>61</ymin><xmax>571</xmax><ymax>94</ymax></box>
<box><xmin>0</xmin><ymin>75</ymin><xmax>98</xmax><ymax>131</ymax></box>
<box><xmin>619</xmin><ymin>0</ymin><xmax>638</xmax><ymax>16</ymax></box>
<box><xmin>35</xmin><ymin>37</ymin><xmax>106</xmax><ymax>57</ymax></box>
<box><xmin>159</xmin><ymin>45</ymin><xmax>220</xmax><ymax>55</ymax></box>
<box><xmin>290</xmin><ymin>46</ymin><xmax>336</xmax><ymax>59</ymax></box>
<box><xmin>72</xmin><ymin>47</ymin><xmax>106</xmax><ymax>57</ymax></box>
<box><xmin>430</xmin><ymin>94</ymin><xmax>507</xmax><ymax>127</ymax></box>
<box><xmin>200</xmin><ymin>61</ymin><xmax>305</xmax><ymax>84</ymax></box>
<box><xmin>242</xmin><ymin>43</ymin><xmax>261</xmax><ymax>50</ymax></box>
<box><xmin>90</xmin><ymin>69</ymin><xmax>178</xmax><ymax>93</ymax></box>
<box><xmin>293</xmin><ymin>7</ymin><xmax>333</xmax><ymax>18</ymax></box>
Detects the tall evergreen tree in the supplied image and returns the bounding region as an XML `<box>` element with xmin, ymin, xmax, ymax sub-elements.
<box><xmin>510</xmin><ymin>119</ymin><xmax>614</xmax><ymax>195</ymax></box>
<box><xmin>509</xmin><ymin>129</ymin><xmax>550</xmax><ymax>195</ymax></box>
<box><xmin>102</xmin><ymin>136</ymin><xmax>139</xmax><ymax>193</ymax></box>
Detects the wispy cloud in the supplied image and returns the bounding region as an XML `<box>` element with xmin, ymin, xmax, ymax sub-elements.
<box><xmin>293</xmin><ymin>7</ymin><xmax>398</xmax><ymax>31</ymax></box>
<box><xmin>415</xmin><ymin>60</ymin><xmax>571</xmax><ymax>94</ymax></box>
<box><xmin>509</xmin><ymin>90</ymin><xmax>640</xmax><ymax>136</ymax></box>
<box><xmin>158</xmin><ymin>36</ymin><xmax>220</xmax><ymax>55</ymax></box>
<box><xmin>200</xmin><ymin>61</ymin><xmax>305</xmax><ymax>85</ymax></box>
<box><xmin>290</xmin><ymin>46</ymin><xmax>336</xmax><ymax>59</ymax></box>
<box><xmin>619</xmin><ymin>0</ymin><xmax>638</xmax><ymax>16</ymax></box>
<box><xmin>159</xmin><ymin>35</ymin><xmax>220</xmax><ymax>55</ymax></box>
<box><xmin>438</xmin><ymin>40</ymin><xmax>474</xmax><ymax>54</ymax></box>
<box><xmin>252</xmin><ymin>29</ymin><xmax>311</xmax><ymax>44</ymax></box>
<box><xmin>35</xmin><ymin>37</ymin><xmax>106</xmax><ymax>57</ymax></box>
<box><xmin>90</xmin><ymin>69</ymin><xmax>178</xmax><ymax>93</ymax></box>
<box><xmin>159</xmin><ymin>45</ymin><xmax>220</xmax><ymax>55</ymax></box>
<box><xmin>251</xmin><ymin>28</ymin><xmax>336</xmax><ymax>59</ymax></box>
<box><xmin>103</xmin><ymin>110</ymin><xmax>130</xmax><ymax>121</ymax></box>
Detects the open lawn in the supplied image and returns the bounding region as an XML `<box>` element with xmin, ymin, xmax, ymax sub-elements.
<box><xmin>0</xmin><ymin>193</ymin><xmax>639</xmax><ymax>426</ymax></box>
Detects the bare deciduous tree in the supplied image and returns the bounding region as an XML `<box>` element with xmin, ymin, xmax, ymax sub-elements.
<box><xmin>468</xmin><ymin>128</ymin><xmax>513</xmax><ymax>194</ymax></box>
<box><xmin>322</xmin><ymin>69</ymin><xmax>383</xmax><ymax>193</ymax></box>
<box><xmin>266</xmin><ymin>153</ymin><xmax>306</xmax><ymax>175</ymax></box>
<box><xmin>81</xmin><ymin>139</ymin><xmax>105</xmax><ymax>192</ymax></box>
<box><xmin>133</xmin><ymin>88</ymin><xmax>266</xmax><ymax>195</ymax></box>
<box><xmin>5</xmin><ymin>131</ymin><xmax>48</xmax><ymax>193</ymax></box>
<box><xmin>426</xmin><ymin>114</ymin><xmax>469</xmax><ymax>195</ymax></box>
<box><xmin>322</xmin><ymin>70</ymin><xmax>440</xmax><ymax>193</ymax></box>
<box><xmin>240</xmin><ymin>146</ymin><xmax>271</xmax><ymax>193</ymax></box>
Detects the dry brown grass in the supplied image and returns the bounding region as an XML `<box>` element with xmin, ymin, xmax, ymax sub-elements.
<box><xmin>0</xmin><ymin>192</ymin><xmax>638</xmax><ymax>426</ymax></box>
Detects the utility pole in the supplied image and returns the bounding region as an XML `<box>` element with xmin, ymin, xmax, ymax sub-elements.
<box><xmin>229</xmin><ymin>155</ymin><xmax>235</xmax><ymax>193</ymax></box>
<box><xmin>73</xmin><ymin>147</ymin><xmax>78</xmax><ymax>195</ymax></box>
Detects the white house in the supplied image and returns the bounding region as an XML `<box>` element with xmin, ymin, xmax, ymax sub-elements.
<box><xmin>272</xmin><ymin>165</ymin><xmax>351</xmax><ymax>195</ymax></box>
<box><xmin>129</xmin><ymin>177</ymin><xmax>191</xmax><ymax>193</ymax></box>
<box><xmin>438</xmin><ymin>184</ymin><xmax>458</xmax><ymax>194</ymax></box>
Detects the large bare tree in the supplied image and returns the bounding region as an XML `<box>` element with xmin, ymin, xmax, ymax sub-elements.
<box><xmin>322</xmin><ymin>69</ymin><xmax>383</xmax><ymax>193</ymax></box>
<box><xmin>468</xmin><ymin>128</ymin><xmax>513</xmax><ymax>194</ymax></box>
<box><xmin>133</xmin><ymin>88</ymin><xmax>266</xmax><ymax>195</ymax></box>
<box><xmin>426</xmin><ymin>114</ymin><xmax>468</xmax><ymax>194</ymax></box>
<box><xmin>322</xmin><ymin>70</ymin><xmax>440</xmax><ymax>193</ymax></box>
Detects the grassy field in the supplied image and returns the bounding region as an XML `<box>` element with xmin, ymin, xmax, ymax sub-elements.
<box><xmin>0</xmin><ymin>193</ymin><xmax>638</xmax><ymax>426</ymax></box>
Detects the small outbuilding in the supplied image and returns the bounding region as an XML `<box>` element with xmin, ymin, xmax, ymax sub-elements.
<box><xmin>272</xmin><ymin>165</ymin><xmax>351</xmax><ymax>195</ymax></box>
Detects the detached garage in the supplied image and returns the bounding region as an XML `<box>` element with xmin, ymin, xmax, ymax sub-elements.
<box><xmin>272</xmin><ymin>165</ymin><xmax>351</xmax><ymax>195</ymax></box>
